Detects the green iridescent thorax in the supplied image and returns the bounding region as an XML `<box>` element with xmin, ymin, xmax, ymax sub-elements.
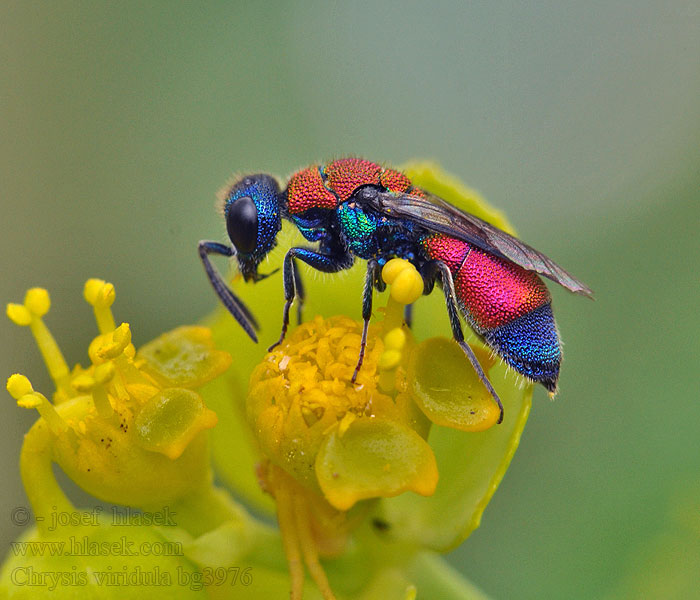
<box><xmin>336</xmin><ymin>202</ymin><xmax>379</xmax><ymax>258</ymax></box>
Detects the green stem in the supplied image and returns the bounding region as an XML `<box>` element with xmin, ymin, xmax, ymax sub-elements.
<box><xmin>244</xmin><ymin>519</ymin><xmax>288</xmax><ymax>571</ymax></box>
<box><xmin>20</xmin><ymin>419</ymin><xmax>74</xmax><ymax>536</ymax></box>
<box><xmin>170</xmin><ymin>483</ymin><xmax>289</xmax><ymax>570</ymax></box>
<box><xmin>169</xmin><ymin>484</ymin><xmax>246</xmax><ymax>537</ymax></box>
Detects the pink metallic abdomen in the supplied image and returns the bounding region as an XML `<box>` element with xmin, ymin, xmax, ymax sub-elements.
<box><xmin>421</xmin><ymin>234</ymin><xmax>550</xmax><ymax>332</ymax></box>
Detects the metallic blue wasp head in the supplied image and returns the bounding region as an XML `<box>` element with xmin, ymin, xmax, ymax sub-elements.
<box><xmin>220</xmin><ymin>174</ymin><xmax>282</xmax><ymax>282</ymax></box>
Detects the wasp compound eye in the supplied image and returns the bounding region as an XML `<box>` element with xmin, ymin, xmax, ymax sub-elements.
<box><xmin>226</xmin><ymin>196</ymin><xmax>258</xmax><ymax>254</ymax></box>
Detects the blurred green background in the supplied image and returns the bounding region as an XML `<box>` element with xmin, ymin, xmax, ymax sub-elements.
<box><xmin>1</xmin><ymin>2</ymin><xmax>699</xmax><ymax>598</ymax></box>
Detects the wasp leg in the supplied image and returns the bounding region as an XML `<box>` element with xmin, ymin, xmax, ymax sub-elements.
<box><xmin>351</xmin><ymin>259</ymin><xmax>385</xmax><ymax>383</ymax></box>
<box><xmin>420</xmin><ymin>260</ymin><xmax>504</xmax><ymax>424</ymax></box>
<box><xmin>292</xmin><ymin>259</ymin><xmax>305</xmax><ymax>326</ymax></box>
<box><xmin>404</xmin><ymin>304</ymin><xmax>414</xmax><ymax>329</ymax></box>
<box><xmin>198</xmin><ymin>240</ymin><xmax>259</xmax><ymax>342</ymax></box>
<box><xmin>268</xmin><ymin>247</ymin><xmax>354</xmax><ymax>352</ymax></box>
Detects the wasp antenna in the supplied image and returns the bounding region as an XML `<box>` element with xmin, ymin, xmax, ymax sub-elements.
<box><xmin>198</xmin><ymin>240</ymin><xmax>259</xmax><ymax>340</ymax></box>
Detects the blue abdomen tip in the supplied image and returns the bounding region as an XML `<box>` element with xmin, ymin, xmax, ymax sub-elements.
<box><xmin>483</xmin><ymin>302</ymin><xmax>561</xmax><ymax>392</ymax></box>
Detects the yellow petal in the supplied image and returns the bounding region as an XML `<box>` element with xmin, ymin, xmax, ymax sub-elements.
<box><xmin>134</xmin><ymin>388</ymin><xmax>218</xmax><ymax>459</ymax></box>
<box><xmin>137</xmin><ymin>325</ymin><xmax>232</xmax><ymax>389</ymax></box>
<box><xmin>408</xmin><ymin>337</ymin><xmax>500</xmax><ymax>432</ymax></box>
<box><xmin>315</xmin><ymin>419</ymin><xmax>438</xmax><ymax>511</ymax></box>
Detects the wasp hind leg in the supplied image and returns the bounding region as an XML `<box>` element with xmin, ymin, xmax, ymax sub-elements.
<box><xmin>420</xmin><ymin>260</ymin><xmax>504</xmax><ymax>424</ymax></box>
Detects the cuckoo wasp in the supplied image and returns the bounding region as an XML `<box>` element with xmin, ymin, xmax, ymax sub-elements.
<box><xmin>199</xmin><ymin>158</ymin><xmax>593</xmax><ymax>422</ymax></box>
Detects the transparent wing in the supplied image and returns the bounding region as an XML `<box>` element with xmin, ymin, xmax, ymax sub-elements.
<box><xmin>369</xmin><ymin>189</ymin><xmax>594</xmax><ymax>297</ymax></box>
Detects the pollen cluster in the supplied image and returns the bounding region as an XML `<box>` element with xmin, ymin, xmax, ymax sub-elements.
<box><xmin>248</xmin><ymin>315</ymin><xmax>397</xmax><ymax>489</ymax></box>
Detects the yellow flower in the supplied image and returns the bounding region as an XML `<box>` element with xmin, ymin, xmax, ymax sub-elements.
<box><xmin>6</xmin><ymin>279</ymin><xmax>229</xmax><ymax>522</ymax></box>
<box><xmin>3</xmin><ymin>162</ymin><xmax>534</xmax><ymax>600</ymax></box>
<box><xmin>248</xmin><ymin>263</ymin><xmax>445</xmax><ymax>508</ymax></box>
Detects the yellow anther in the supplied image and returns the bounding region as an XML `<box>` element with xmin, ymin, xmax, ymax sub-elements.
<box><xmin>378</xmin><ymin>349</ymin><xmax>402</xmax><ymax>371</ymax></box>
<box><xmin>96</xmin><ymin>323</ymin><xmax>132</xmax><ymax>359</ymax></box>
<box><xmin>83</xmin><ymin>279</ymin><xmax>106</xmax><ymax>305</ymax></box>
<box><xmin>381</xmin><ymin>258</ymin><xmax>409</xmax><ymax>285</ymax></box>
<box><xmin>390</xmin><ymin>268</ymin><xmax>424</xmax><ymax>305</ymax></box>
<box><xmin>96</xmin><ymin>283</ymin><xmax>115</xmax><ymax>308</ymax></box>
<box><xmin>12</xmin><ymin>382</ymin><xmax>68</xmax><ymax>434</ymax></box>
<box><xmin>113</xmin><ymin>323</ymin><xmax>131</xmax><ymax>346</ymax></box>
<box><xmin>8</xmin><ymin>291</ymin><xmax>70</xmax><ymax>391</ymax></box>
<box><xmin>24</xmin><ymin>288</ymin><xmax>50</xmax><ymax>317</ymax></box>
<box><xmin>84</xmin><ymin>278</ymin><xmax>115</xmax><ymax>308</ymax></box>
<box><xmin>383</xmin><ymin>327</ymin><xmax>406</xmax><ymax>351</ymax></box>
<box><xmin>17</xmin><ymin>394</ymin><xmax>42</xmax><ymax>409</ymax></box>
<box><xmin>84</xmin><ymin>279</ymin><xmax>116</xmax><ymax>333</ymax></box>
<box><xmin>382</xmin><ymin>259</ymin><xmax>424</xmax><ymax>305</ymax></box>
<box><xmin>6</xmin><ymin>303</ymin><xmax>32</xmax><ymax>326</ymax></box>
<box><xmin>7</xmin><ymin>374</ymin><xmax>34</xmax><ymax>399</ymax></box>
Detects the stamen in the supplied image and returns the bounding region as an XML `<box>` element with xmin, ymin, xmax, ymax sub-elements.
<box><xmin>381</xmin><ymin>259</ymin><xmax>423</xmax><ymax>334</ymax></box>
<box><xmin>6</xmin><ymin>288</ymin><xmax>70</xmax><ymax>396</ymax></box>
<box><xmin>7</xmin><ymin>374</ymin><xmax>68</xmax><ymax>435</ymax></box>
<box><xmin>6</xmin><ymin>303</ymin><xmax>32</xmax><ymax>326</ymax></box>
<box><xmin>273</xmin><ymin>470</ymin><xmax>305</xmax><ymax>600</ymax></box>
<box><xmin>378</xmin><ymin>327</ymin><xmax>408</xmax><ymax>392</ymax></box>
<box><xmin>294</xmin><ymin>493</ymin><xmax>336</xmax><ymax>600</ymax></box>
<box><xmin>96</xmin><ymin>323</ymin><xmax>132</xmax><ymax>361</ymax></box>
<box><xmin>382</xmin><ymin>259</ymin><xmax>424</xmax><ymax>305</ymax></box>
<box><xmin>71</xmin><ymin>362</ymin><xmax>116</xmax><ymax>418</ymax></box>
<box><xmin>84</xmin><ymin>279</ymin><xmax>116</xmax><ymax>334</ymax></box>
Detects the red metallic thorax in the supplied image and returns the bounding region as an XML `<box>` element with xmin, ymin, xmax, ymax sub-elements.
<box><xmin>286</xmin><ymin>158</ymin><xmax>413</xmax><ymax>214</ymax></box>
<box><xmin>421</xmin><ymin>234</ymin><xmax>550</xmax><ymax>331</ymax></box>
<box><xmin>286</xmin><ymin>166</ymin><xmax>337</xmax><ymax>213</ymax></box>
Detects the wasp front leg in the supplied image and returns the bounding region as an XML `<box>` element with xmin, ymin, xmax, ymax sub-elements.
<box><xmin>403</xmin><ymin>304</ymin><xmax>414</xmax><ymax>329</ymax></box>
<box><xmin>292</xmin><ymin>258</ymin><xmax>305</xmax><ymax>325</ymax></box>
<box><xmin>420</xmin><ymin>260</ymin><xmax>504</xmax><ymax>424</ymax></box>
<box><xmin>268</xmin><ymin>247</ymin><xmax>354</xmax><ymax>352</ymax></box>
